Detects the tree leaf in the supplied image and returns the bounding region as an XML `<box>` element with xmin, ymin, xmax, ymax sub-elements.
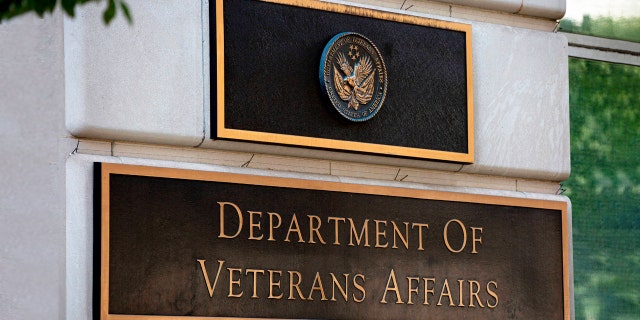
<box><xmin>103</xmin><ymin>0</ymin><xmax>116</xmax><ymax>24</ymax></box>
<box><xmin>32</xmin><ymin>0</ymin><xmax>56</xmax><ymax>16</ymax></box>
<box><xmin>61</xmin><ymin>0</ymin><xmax>75</xmax><ymax>17</ymax></box>
<box><xmin>119</xmin><ymin>1</ymin><xmax>132</xmax><ymax>24</ymax></box>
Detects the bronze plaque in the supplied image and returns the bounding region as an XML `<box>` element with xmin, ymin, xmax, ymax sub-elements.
<box><xmin>97</xmin><ymin>163</ymin><xmax>569</xmax><ymax>319</ymax></box>
<box><xmin>213</xmin><ymin>0</ymin><xmax>474</xmax><ymax>162</ymax></box>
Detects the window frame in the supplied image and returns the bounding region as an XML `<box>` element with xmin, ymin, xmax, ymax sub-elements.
<box><xmin>562</xmin><ymin>32</ymin><xmax>640</xmax><ymax>66</ymax></box>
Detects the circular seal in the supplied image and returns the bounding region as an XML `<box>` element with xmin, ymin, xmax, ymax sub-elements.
<box><xmin>319</xmin><ymin>32</ymin><xmax>388</xmax><ymax>122</ymax></box>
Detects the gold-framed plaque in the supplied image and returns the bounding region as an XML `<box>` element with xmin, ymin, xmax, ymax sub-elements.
<box><xmin>96</xmin><ymin>163</ymin><xmax>569</xmax><ymax>319</ymax></box>
<box><xmin>213</xmin><ymin>0</ymin><xmax>474</xmax><ymax>163</ymax></box>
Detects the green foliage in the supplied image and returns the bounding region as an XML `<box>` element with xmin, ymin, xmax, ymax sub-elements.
<box><xmin>560</xmin><ymin>15</ymin><xmax>640</xmax><ymax>42</ymax></box>
<box><xmin>562</xmin><ymin>17</ymin><xmax>640</xmax><ymax>319</ymax></box>
<box><xmin>564</xmin><ymin>58</ymin><xmax>640</xmax><ymax>319</ymax></box>
<box><xmin>0</xmin><ymin>0</ymin><xmax>131</xmax><ymax>24</ymax></box>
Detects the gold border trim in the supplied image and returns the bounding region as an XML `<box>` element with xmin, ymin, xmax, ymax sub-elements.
<box><xmin>101</xmin><ymin>166</ymin><xmax>111</xmax><ymax>320</ymax></box>
<box><xmin>100</xmin><ymin>163</ymin><xmax>569</xmax><ymax>320</ymax></box>
<box><xmin>215</xmin><ymin>0</ymin><xmax>475</xmax><ymax>163</ymax></box>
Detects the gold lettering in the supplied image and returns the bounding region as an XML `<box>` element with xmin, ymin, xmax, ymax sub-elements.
<box><xmin>437</xmin><ymin>279</ymin><xmax>455</xmax><ymax>306</ymax></box>
<box><xmin>458</xmin><ymin>279</ymin><xmax>465</xmax><ymax>307</ymax></box>
<box><xmin>227</xmin><ymin>267</ymin><xmax>243</xmax><ymax>298</ymax></box>
<box><xmin>330</xmin><ymin>273</ymin><xmax>349</xmax><ymax>302</ymax></box>
<box><xmin>374</xmin><ymin>220</ymin><xmax>388</xmax><ymax>248</ymax></box>
<box><xmin>444</xmin><ymin>219</ymin><xmax>466</xmax><ymax>253</ymax></box>
<box><xmin>245</xmin><ymin>269</ymin><xmax>264</xmax><ymax>298</ymax></box>
<box><xmin>308</xmin><ymin>272</ymin><xmax>328</xmax><ymax>301</ymax></box>
<box><xmin>268</xmin><ymin>270</ymin><xmax>283</xmax><ymax>299</ymax></box>
<box><xmin>407</xmin><ymin>277</ymin><xmax>420</xmax><ymax>305</ymax></box>
<box><xmin>468</xmin><ymin>280</ymin><xmax>485</xmax><ymax>308</ymax></box>
<box><xmin>348</xmin><ymin>218</ymin><xmax>370</xmax><ymax>247</ymax></box>
<box><xmin>196</xmin><ymin>259</ymin><xmax>224</xmax><ymax>298</ymax></box>
<box><xmin>248</xmin><ymin>211</ymin><xmax>263</xmax><ymax>240</ymax></box>
<box><xmin>391</xmin><ymin>221</ymin><xmax>409</xmax><ymax>249</ymax></box>
<box><xmin>471</xmin><ymin>227</ymin><xmax>483</xmax><ymax>254</ymax></box>
<box><xmin>308</xmin><ymin>215</ymin><xmax>326</xmax><ymax>244</ymax></box>
<box><xmin>411</xmin><ymin>223</ymin><xmax>429</xmax><ymax>250</ymax></box>
<box><xmin>218</xmin><ymin>202</ymin><xmax>242</xmax><ymax>239</ymax></box>
<box><xmin>423</xmin><ymin>277</ymin><xmax>436</xmax><ymax>305</ymax></box>
<box><xmin>284</xmin><ymin>214</ymin><xmax>305</xmax><ymax>243</ymax></box>
<box><xmin>267</xmin><ymin>212</ymin><xmax>281</xmax><ymax>241</ymax></box>
<box><xmin>486</xmin><ymin>281</ymin><xmax>499</xmax><ymax>308</ymax></box>
<box><xmin>288</xmin><ymin>271</ymin><xmax>306</xmax><ymax>300</ymax></box>
<box><xmin>353</xmin><ymin>273</ymin><xmax>366</xmax><ymax>303</ymax></box>
<box><xmin>380</xmin><ymin>268</ymin><xmax>404</xmax><ymax>304</ymax></box>
<box><xmin>327</xmin><ymin>216</ymin><xmax>346</xmax><ymax>245</ymax></box>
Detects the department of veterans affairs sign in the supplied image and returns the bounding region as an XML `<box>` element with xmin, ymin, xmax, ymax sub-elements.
<box><xmin>212</xmin><ymin>0</ymin><xmax>474</xmax><ymax>162</ymax></box>
<box><xmin>96</xmin><ymin>163</ymin><xmax>569</xmax><ymax>319</ymax></box>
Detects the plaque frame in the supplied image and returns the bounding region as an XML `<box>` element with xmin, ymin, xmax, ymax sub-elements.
<box><xmin>96</xmin><ymin>163</ymin><xmax>569</xmax><ymax>320</ymax></box>
<box><xmin>213</xmin><ymin>0</ymin><xmax>475</xmax><ymax>163</ymax></box>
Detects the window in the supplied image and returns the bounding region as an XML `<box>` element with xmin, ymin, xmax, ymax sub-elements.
<box><xmin>561</xmin><ymin>1</ymin><xmax>640</xmax><ymax>319</ymax></box>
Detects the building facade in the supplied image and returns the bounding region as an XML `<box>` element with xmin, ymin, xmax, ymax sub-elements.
<box><xmin>1</xmin><ymin>0</ymin><xmax>572</xmax><ymax>319</ymax></box>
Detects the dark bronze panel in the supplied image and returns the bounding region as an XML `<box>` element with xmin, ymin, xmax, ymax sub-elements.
<box><xmin>212</xmin><ymin>0</ymin><xmax>474</xmax><ymax>162</ymax></box>
<box><xmin>97</xmin><ymin>163</ymin><xmax>569</xmax><ymax>320</ymax></box>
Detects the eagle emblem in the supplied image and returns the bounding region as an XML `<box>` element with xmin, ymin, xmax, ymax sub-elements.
<box><xmin>320</xmin><ymin>32</ymin><xmax>387</xmax><ymax>122</ymax></box>
<box><xmin>333</xmin><ymin>49</ymin><xmax>376</xmax><ymax>110</ymax></box>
